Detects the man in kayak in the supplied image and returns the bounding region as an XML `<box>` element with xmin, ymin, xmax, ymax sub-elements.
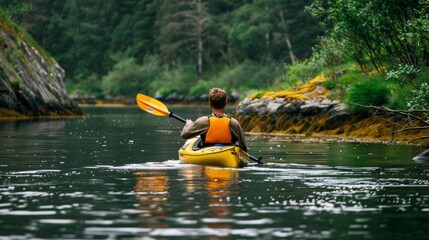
<box><xmin>181</xmin><ymin>87</ymin><xmax>248</xmax><ymax>152</ymax></box>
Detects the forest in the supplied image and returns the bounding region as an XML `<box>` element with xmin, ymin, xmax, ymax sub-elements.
<box><xmin>0</xmin><ymin>0</ymin><xmax>428</xmax><ymax>112</ymax></box>
<box><xmin>0</xmin><ymin>0</ymin><xmax>322</xmax><ymax>98</ymax></box>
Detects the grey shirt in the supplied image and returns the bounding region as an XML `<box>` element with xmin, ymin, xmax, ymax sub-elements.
<box><xmin>181</xmin><ymin>113</ymin><xmax>248</xmax><ymax>152</ymax></box>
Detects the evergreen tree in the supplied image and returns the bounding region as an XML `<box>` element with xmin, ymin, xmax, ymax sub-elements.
<box><xmin>130</xmin><ymin>0</ymin><xmax>158</xmax><ymax>61</ymax></box>
<box><xmin>157</xmin><ymin>0</ymin><xmax>210</xmax><ymax>75</ymax></box>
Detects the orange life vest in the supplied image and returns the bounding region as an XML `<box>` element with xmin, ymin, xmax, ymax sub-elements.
<box><xmin>205</xmin><ymin>116</ymin><xmax>232</xmax><ymax>144</ymax></box>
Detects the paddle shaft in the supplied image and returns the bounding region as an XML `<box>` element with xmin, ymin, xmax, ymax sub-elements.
<box><xmin>248</xmin><ymin>154</ymin><xmax>264</xmax><ymax>165</ymax></box>
<box><xmin>169</xmin><ymin>112</ymin><xmax>186</xmax><ymax>123</ymax></box>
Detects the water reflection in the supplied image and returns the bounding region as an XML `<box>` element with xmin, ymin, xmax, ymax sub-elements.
<box><xmin>182</xmin><ymin>167</ymin><xmax>239</xmax><ymax>229</ymax></box>
<box><xmin>206</xmin><ymin>168</ymin><xmax>238</xmax><ymax>229</ymax></box>
<box><xmin>134</xmin><ymin>166</ymin><xmax>240</xmax><ymax>230</ymax></box>
<box><xmin>134</xmin><ymin>171</ymin><xmax>169</xmax><ymax>228</ymax></box>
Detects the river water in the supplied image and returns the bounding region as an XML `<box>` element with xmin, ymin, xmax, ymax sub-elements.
<box><xmin>0</xmin><ymin>106</ymin><xmax>428</xmax><ymax>239</ymax></box>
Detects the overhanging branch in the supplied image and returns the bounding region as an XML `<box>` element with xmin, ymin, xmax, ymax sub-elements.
<box><xmin>350</xmin><ymin>102</ymin><xmax>429</xmax><ymax>144</ymax></box>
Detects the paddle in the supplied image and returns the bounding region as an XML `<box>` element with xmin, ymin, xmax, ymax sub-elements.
<box><xmin>136</xmin><ymin>93</ymin><xmax>264</xmax><ymax>165</ymax></box>
<box><xmin>136</xmin><ymin>93</ymin><xmax>186</xmax><ymax>123</ymax></box>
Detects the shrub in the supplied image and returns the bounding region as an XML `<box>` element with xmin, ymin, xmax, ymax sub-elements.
<box><xmin>151</xmin><ymin>64</ymin><xmax>197</xmax><ymax>96</ymax></box>
<box><xmin>386</xmin><ymin>82</ymin><xmax>408</xmax><ymax>110</ymax></box>
<box><xmin>325</xmin><ymin>68</ymin><xmax>362</xmax><ymax>100</ymax></box>
<box><xmin>407</xmin><ymin>82</ymin><xmax>429</xmax><ymax>110</ymax></box>
<box><xmin>346</xmin><ymin>77</ymin><xmax>390</xmax><ymax>113</ymax></box>
<box><xmin>189</xmin><ymin>80</ymin><xmax>212</xmax><ymax>96</ymax></box>
<box><xmin>102</xmin><ymin>56</ymin><xmax>163</xmax><ymax>96</ymax></box>
<box><xmin>69</xmin><ymin>74</ymin><xmax>104</xmax><ymax>99</ymax></box>
<box><xmin>311</xmin><ymin>37</ymin><xmax>345</xmax><ymax>81</ymax></box>
<box><xmin>276</xmin><ymin>58</ymin><xmax>323</xmax><ymax>89</ymax></box>
<box><xmin>213</xmin><ymin>59</ymin><xmax>282</xmax><ymax>91</ymax></box>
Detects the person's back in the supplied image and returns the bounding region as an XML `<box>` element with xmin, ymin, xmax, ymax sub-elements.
<box><xmin>181</xmin><ymin>88</ymin><xmax>247</xmax><ymax>152</ymax></box>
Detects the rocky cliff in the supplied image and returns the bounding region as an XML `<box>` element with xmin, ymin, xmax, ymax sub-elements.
<box><xmin>0</xmin><ymin>17</ymin><xmax>82</xmax><ymax>118</ymax></box>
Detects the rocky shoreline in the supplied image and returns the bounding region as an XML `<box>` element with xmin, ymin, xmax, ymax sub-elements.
<box><xmin>230</xmin><ymin>74</ymin><xmax>429</xmax><ymax>150</ymax></box>
<box><xmin>71</xmin><ymin>91</ymin><xmax>240</xmax><ymax>106</ymax></box>
<box><xmin>232</xmin><ymin>96</ymin><xmax>429</xmax><ymax>148</ymax></box>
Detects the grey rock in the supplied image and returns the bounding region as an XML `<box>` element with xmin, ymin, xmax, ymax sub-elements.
<box><xmin>328</xmin><ymin>103</ymin><xmax>348</xmax><ymax>116</ymax></box>
<box><xmin>320</xmin><ymin>99</ymin><xmax>332</xmax><ymax>105</ymax></box>
<box><xmin>267</xmin><ymin>101</ymin><xmax>282</xmax><ymax>114</ymax></box>
<box><xmin>279</xmin><ymin>100</ymin><xmax>304</xmax><ymax>114</ymax></box>
<box><xmin>300</xmin><ymin>102</ymin><xmax>320</xmax><ymax>115</ymax></box>
<box><xmin>0</xmin><ymin>19</ymin><xmax>81</xmax><ymax>116</ymax></box>
<box><xmin>413</xmin><ymin>149</ymin><xmax>429</xmax><ymax>163</ymax></box>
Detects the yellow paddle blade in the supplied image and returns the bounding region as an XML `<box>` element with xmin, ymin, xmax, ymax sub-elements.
<box><xmin>136</xmin><ymin>93</ymin><xmax>170</xmax><ymax>116</ymax></box>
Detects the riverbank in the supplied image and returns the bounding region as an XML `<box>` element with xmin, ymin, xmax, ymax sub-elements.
<box><xmin>0</xmin><ymin>108</ymin><xmax>86</xmax><ymax>121</ymax></box>
<box><xmin>236</xmin><ymin>112</ymin><xmax>428</xmax><ymax>146</ymax></box>
<box><xmin>232</xmin><ymin>75</ymin><xmax>429</xmax><ymax>148</ymax></box>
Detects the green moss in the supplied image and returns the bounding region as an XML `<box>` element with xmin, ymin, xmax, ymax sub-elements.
<box><xmin>0</xmin><ymin>15</ymin><xmax>55</xmax><ymax>66</ymax></box>
<box><xmin>11</xmin><ymin>79</ymin><xmax>21</xmax><ymax>90</ymax></box>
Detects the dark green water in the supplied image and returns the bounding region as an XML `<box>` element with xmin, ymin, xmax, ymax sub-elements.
<box><xmin>0</xmin><ymin>106</ymin><xmax>428</xmax><ymax>239</ymax></box>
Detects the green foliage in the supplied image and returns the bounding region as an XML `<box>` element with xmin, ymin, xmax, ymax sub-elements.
<box><xmin>346</xmin><ymin>77</ymin><xmax>390</xmax><ymax>113</ymax></box>
<box><xmin>276</xmin><ymin>57</ymin><xmax>323</xmax><ymax>89</ymax></box>
<box><xmin>388</xmin><ymin>67</ymin><xmax>429</xmax><ymax>110</ymax></box>
<box><xmin>68</xmin><ymin>74</ymin><xmax>104</xmax><ymax>99</ymax></box>
<box><xmin>0</xmin><ymin>0</ymin><xmax>31</xmax><ymax>18</ymax></box>
<box><xmin>11</xmin><ymin>79</ymin><xmax>21</xmax><ymax>90</ymax></box>
<box><xmin>102</xmin><ymin>56</ymin><xmax>163</xmax><ymax>96</ymax></box>
<box><xmin>324</xmin><ymin>67</ymin><xmax>362</xmax><ymax>99</ymax></box>
<box><xmin>227</xmin><ymin>0</ymin><xmax>321</xmax><ymax>62</ymax></box>
<box><xmin>152</xmin><ymin>63</ymin><xmax>197</xmax><ymax>96</ymax></box>
<box><xmin>407</xmin><ymin>82</ymin><xmax>429</xmax><ymax>110</ymax></box>
<box><xmin>386</xmin><ymin>82</ymin><xmax>408</xmax><ymax>110</ymax></box>
<box><xmin>211</xmin><ymin>59</ymin><xmax>282</xmax><ymax>91</ymax></box>
<box><xmin>326</xmin><ymin>67</ymin><xmax>410</xmax><ymax>111</ymax></box>
<box><xmin>385</xmin><ymin>64</ymin><xmax>421</xmax><ymax>85</ymax></box>
<box><xmin>189</xmin><ymin>80</ymin><xmax>212</xmax><ymax>96</ymax></box>
<box><xmin>308</xmin><ymin>0</ymin><xmax>429</xmax><ymax>72</ymax></box>
<box><xmin>312</xmin><ymin>37</ymin><xmax>346</xmax><ymax>81</ymax></box>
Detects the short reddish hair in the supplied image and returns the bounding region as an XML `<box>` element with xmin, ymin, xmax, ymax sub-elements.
<box><xmin>208</xmin><ymin>88</ymin><xmax>227</xmax><ymax>109</ymax></box>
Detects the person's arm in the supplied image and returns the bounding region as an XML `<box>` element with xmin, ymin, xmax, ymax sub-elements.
<box><xmin>181</xmin><ymin>117</ymin><xmax>209</xmax><ymax>139</ymax></box>
<box><xmin>230</xmin><ymin>118</ymin><xmax>248</xmax><ymax>152</ymax></box>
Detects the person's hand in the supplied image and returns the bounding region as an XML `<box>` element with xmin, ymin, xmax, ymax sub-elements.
<box><xmin>185</xmin><ymin>119</ymin><xmax>193</xmax><ymax>127</ymax></box>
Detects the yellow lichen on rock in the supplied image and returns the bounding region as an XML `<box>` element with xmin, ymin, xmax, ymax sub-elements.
<box><xmin>260</xmin><ymin>74</ymin><xmax>328</xmax><ymax>100</ymax></box>
<box><xmin>236</xmin><ymin>72</ymin><xmax>429</xmax><ymax>147</ymax></box>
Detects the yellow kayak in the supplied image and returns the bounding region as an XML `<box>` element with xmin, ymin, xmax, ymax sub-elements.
<box><xmin>178</xmin><ymin>137</ymin><xmax>249</xmax><ymax>168</ymax></box>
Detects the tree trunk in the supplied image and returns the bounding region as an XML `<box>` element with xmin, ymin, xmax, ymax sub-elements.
<box><xmin>279</xmin><ymin>10</ymin><xmax>296</xmax><ymax>65</ymax></box>
<box><xmin>194</xmin><ymin>0</ymin><xmax>205</xmax><ymax>75</ymax></box>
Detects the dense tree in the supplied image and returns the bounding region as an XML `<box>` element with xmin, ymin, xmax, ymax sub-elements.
<box><xmin>156</xmin><ymin>0</ymin><xmax>211</xmax><ymax>75</ymax></box>
<box><xmin>2</xmin><ymin>0</ymin><xmax>323</xmax><ymax>96</ymax></box>
<box><xmin>130</xmin><ymin>0</ymin><xmax>159</xmax><ymax>60</ymax></box>
<box><xmin>157</xmin><ymin>0</ymin><xmax>190</xmax><ymax>66</ymax></box>
<box><xmin>308</xmin><ymin>0</ymin><xmax>429</xmax><ymax>72</ymax></box>
<box><xmin>218</xmin><ymin>0</ymin><xmax>321</xmax><ymax>64</ymax></box>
